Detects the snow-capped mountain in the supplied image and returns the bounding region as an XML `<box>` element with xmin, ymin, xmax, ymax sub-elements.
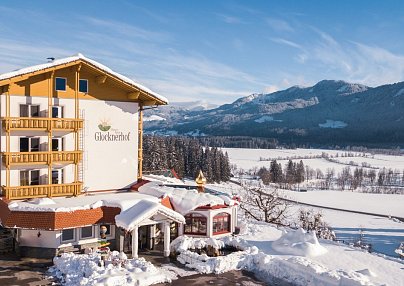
<box><xmin>144</xmin><ymin>80</ymin><xmax>404</xmax><ymax>147</ymax></box>
<box><xmin>143</xmin><ymin>100</ymin><xmax>218</xmax><ymax>125</ymax></box>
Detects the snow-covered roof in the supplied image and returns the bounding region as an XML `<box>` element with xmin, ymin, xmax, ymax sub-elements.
<box><xmin>0</xmin><ymin>53</ymin><xmax>168</xmax><ymax>104</ymax></box>
<box><xmin>138</xmin><ymin>182</ymin><xmax>237</xmax><ymax>215</ymax></box>
<box><xmin>8</xmin><ymin>192</ymin><xmax>159</xmax><ymax>212</ymax></box>
<box><xmin>115</xmin><ymin>200</ymin><xmax>185</xmax><ymax>231</ymax></box>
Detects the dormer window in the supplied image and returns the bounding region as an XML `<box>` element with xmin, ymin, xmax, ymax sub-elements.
<box><xmin>79</xmin><ymin>79</ymin><xmax>88</xmax><ymax>93</ymax></box>
<box><xmin>55</xmin><ymin>77</ymin><xmax>66</xmax><ymax>91</ymax></box>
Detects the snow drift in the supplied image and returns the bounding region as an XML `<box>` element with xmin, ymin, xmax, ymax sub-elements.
<box><xmin>271</xmin><ymin>228</ymin><xmax>328</xmax><ymax>257</ymax></box>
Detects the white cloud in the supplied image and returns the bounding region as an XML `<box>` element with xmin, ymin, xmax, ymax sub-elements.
<box><xmin>271</xmin><ymin>38</ymin><xmax>302</xmax><ymax>49</ymax></box>
<box><xmin>81</xmin><ymin>17</ymin><xmax>171</xmax><ymax>42</ymax></box>
<box><xmin>263</xmin><ymin>85</ymin><xmax>279</xmax><ymax>94</ymax></box>
<box><xmin>216</xmin><ymin>13</ymin><xmax>245</xmax><ymax>24</ymax></box>
<box><xmin>266</xmin><ymin>17</ymin><xmax>294</xmax><ymax>32</ymax></box>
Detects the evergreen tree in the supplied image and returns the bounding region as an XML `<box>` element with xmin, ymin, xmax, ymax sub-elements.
<box><xmin>143</xmin><ymin>135</ymin><xmax>231</xmax><ymax>182</ymax></box>
<box><xmin>269</xmin><ymin>160</ymin><xmax>283</xmax><ymax>183</ymax></box>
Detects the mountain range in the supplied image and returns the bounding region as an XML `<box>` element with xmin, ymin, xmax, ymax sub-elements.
<box><xmin>144</xmin><ymin>80</ymin><xmax>404</xmax><ymax>147</ymax></box>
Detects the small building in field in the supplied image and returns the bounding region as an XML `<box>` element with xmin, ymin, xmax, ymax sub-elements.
<box><xmin>0</xmin><ymin>54</ymin><xmax>239</xmax><ymax>258</ymax></box>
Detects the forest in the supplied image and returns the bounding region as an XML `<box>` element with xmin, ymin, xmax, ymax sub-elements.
<box><xmin>143</xmin><ymin>135</ymin><xmax>231</xmax><ymax>183</ymax></box>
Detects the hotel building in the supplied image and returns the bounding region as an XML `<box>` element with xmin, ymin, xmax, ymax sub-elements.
<box><xmin>0</xmin><ymin>54</ymin><xmax>238</xmax><ymax>258</ymax></box>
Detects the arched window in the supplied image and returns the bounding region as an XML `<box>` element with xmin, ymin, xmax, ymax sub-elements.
<box><xmin>213</xmin><ymin>212</ymin><xmax>230</xmax><ymax>235</ymax></box>
<box><xmin>184</xmin><ymin>213</ymin><xmax>207</xmax><ymax>235</ymax></box>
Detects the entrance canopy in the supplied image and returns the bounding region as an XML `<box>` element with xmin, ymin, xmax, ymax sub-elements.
<box><xmin>115</xmin><ymin>200</ymin><xmax>185</xmax><ymax>231</ymax></box>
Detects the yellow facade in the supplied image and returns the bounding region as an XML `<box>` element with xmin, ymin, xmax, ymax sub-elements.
<box><xmin>0</xmin><ymin>57</ymin><xmax>164</xmax><ymax>200</ymax></box>
<box><xmin>2</xmin><ymin>63</ymin><xmax>162</xmax><ymax>104</ymax></box>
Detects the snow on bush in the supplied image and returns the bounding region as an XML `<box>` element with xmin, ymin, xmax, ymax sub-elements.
<box><xmin>171</xmin><ymin>235</ymin><xmax>257</xmax><ymax>274</ymax></box>
<box><xmin>170</xmin><ymin>235</ymin><xmax>225</xmax><ymax>252</ymax></box>
<box><xmin>272</xmin><ymin>228</ymin><xmax>328</xmax><ymax>257</ymax></box>
<box><xmin>50</xmin><ymin>251</ymin><xmax>173</xmax><ymax>286</ymax></box>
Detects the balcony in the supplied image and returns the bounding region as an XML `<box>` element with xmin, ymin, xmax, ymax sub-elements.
<box><xmin>2</xmin><ymin>182</ymin><xmax>82</xmax><ymax>200</ymax></box>
<box><xmin>2</xmin><ymin>117</ymin><xmax>83</xmax><ymax>132</ymax></box>
<box><xmin>2</xmin><ymin>151</ymin><xmax>82</xmax><ymax>167</ymax></box>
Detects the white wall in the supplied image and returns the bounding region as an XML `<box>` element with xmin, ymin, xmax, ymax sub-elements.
<box><xmin>81</xmin><ymin>99</ymin><xmax>138</xmax><ymax>191</ymax></box>
<box><xmin>19</xmin><ymin>229</ymin><xmax>60</xmax><ymax>248</ymax></box>
<box><xmin>18</xmin><ymin>225</ymin><xmax>116</xmax><ymax>249</ymax></box>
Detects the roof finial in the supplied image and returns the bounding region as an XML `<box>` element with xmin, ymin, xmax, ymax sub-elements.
<box><xmin>195</xmin><ymin>170</ymin><xmax>207</xmax><ymax>193</ymax></box>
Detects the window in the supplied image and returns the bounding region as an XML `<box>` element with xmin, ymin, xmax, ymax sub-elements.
<box><xmin>79</xmin><ymin>79</ymin><xmax>88</xmax><ymax>93</ymax></box>
<box><xmin>213</xmin><ymin>213</ymin><xmax>231</xmax><ymax>235</ymax></box>
<box><xmin>20</xmin><ymin>104</ymin><xmax>39</xmax><ymax>117</ymax></box>
<box><xmin>52</xmin><ymin>137</ymin><xmax>63</xmax><ymax>151</ymax></box>
<box><xmin>52</xmin><ymin>106</ymin><xmax>63</xmax><ymax>118</ymax></box>
<box><xmin>52</xmin><ymin>169</ymin><xmax>64</xmax><ymax>184</ymax></box>
<box><xmin>19</xmin><ymin>137</ymin><xmax>40</xmax><ymax>152</ymax></box>
<box><xmin>20</xmin><ymin>170</ymin><xmax>40</xmax><ymax>186</ymax></box>
<box><xmin>55</xmin><ymin>77</ymin><xmax>66</xmax><ymax>91</ymax></box>
<box><xmin>80</xmin><ymin>226</ymin><xmax>94</xmax><ymax>239</ymax></box>
<box><xmin>20</xmin><ymin>170</ymin><xmax>29</xmax><ymax>186</ymax></box>
<box><xmin>184</xmin><ymin>213</ymin><xmax>207</xmax><ymax>235</ymax></box>
<box><xmin>61</xmin><ymin>229</ymin><xmax>75</xmax><ymax>242</ymax></box>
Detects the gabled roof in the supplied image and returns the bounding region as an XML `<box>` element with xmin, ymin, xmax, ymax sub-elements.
<box><xmin>0</xmin><ymin>53</ymin><xmax>168</xmax><ymax>104</ymax></box>
<box><xmin>115</xmin><ymin>200</ymin><xmax>185</xmax><ymax>231</ymax></box>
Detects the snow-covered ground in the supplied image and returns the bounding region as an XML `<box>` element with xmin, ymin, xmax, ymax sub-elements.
<box><xmin>220</xmin><ymin>147</ymin><xmax>404</xmax><ymax>259</ymax></box>
<box><xmin>207</xmin><ymin>182</ymin><xmax>404</xmax><ymax>258</ymax></box>
<box><xmin>48</xmin><ymin>180</ymin><xmax>404</xmax><ymax>286</ymax></box>
<box><xmin>170</xmin><ymin>224</ymin><xmax>404</xmax><ymax>286</ymax></box>
<box><xmin>308</xmin><ymin>207</ymin><xmax>404</xmax><ymax>258</ymax></box>
<box><xmin>282</xmin><ymin>189</ymin><xmax>404</xmax><ymax>218</ymax></box>
<box><xmin>240</xmin><ymin>222</ymin><xmax>404</xmax><ymax>286</ymax></box>
<box><xmin>223</xmin><ymin>147</ymin><xmax>404</xmax><ymax>172</ymax></box>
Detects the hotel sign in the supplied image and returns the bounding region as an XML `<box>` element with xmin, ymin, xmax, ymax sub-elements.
<box><xmin>95</xmin><ymin>119</ymin><xmax>130</xmax><ymax>142</ymax></box>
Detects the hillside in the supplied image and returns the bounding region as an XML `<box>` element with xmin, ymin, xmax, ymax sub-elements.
<box><xmin>144</xmin><ymin>80</ymin><xmax>404</xmax><ymax>147</ymax></box>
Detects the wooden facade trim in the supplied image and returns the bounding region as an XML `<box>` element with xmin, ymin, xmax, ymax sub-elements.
<box><xmin>0</xmin><ymin>59</ymin><xmax>166</xmax><ymax>105</ymax></box>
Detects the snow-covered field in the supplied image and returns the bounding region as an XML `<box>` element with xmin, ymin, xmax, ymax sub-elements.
<box><xmin>282</xmin><ymin>189</ymin><xmax>404</xmax><ymax>218</ymax></box>
<box><xmin>224</xmin><ymin>147</ymin><xmax>404</xmax><ymax>172</ymax></box>
<box><xmin>207</xmin><ymin>182</ymin><xmax>404</xmax><ymax>258</ymax></box>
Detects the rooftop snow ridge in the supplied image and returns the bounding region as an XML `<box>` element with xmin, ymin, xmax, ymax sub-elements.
<box><xmin>0</xmin><ymin>53</ymin><xmax>168</xmax><ymax>104</ymax></box>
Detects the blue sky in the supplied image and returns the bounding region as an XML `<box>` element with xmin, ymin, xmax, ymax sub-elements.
<box><xmin>1</xmin><ymin>0</ymin><xmax>404</xmax><ymax>104</ymax></box>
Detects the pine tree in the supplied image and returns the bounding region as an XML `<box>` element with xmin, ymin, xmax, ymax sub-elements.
<box><xmin>296</xmin><ymin>160</ymin><xmax>305</xmax><ymax>184</ymax></box>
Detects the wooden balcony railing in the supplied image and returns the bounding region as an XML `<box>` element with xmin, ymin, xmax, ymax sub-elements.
<box><xmin>2</xmin><ymin>151</ymin><xmax>82</xmax><ymax>166</ymax></box>
<box><xmin>2</xmin><ymin>117</ymin><xmax>83</xmax><ymax>132</ymax></box>
<box><xmin>2</xmin><ymin>182</ymin><xmax>82</xmax><ymax>200</ymax></box>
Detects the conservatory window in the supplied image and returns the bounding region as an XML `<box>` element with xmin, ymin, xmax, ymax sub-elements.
<box><xmin>184</xmin><ymin>213</ymin><xmax>207</xmax><ymax>235</ymax></box>
<box><xmin>213</xmin><ymin>212</ymin><xmax>230</xmax><ymax>234</ymax></box>
<box><xmin>80</xmin><ymin>226</ymin><xmax>94</xmax><ymax>239</ymax></box>
<box><xmin>61</xmin><ymin>228</ymin><xmax>75</xmax><ymax>242</ymax></box>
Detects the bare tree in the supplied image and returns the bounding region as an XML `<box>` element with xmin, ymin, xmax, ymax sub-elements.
<box><xmin>337</xmin><ymin>166</ymin><xmax>351</xmax><ymax>190</ymax></box>
<box><xmin>324</xmin><ymin>168</ymin><xmax>335</xmax><ymax>189</ymax></box>
<box><xmin>240</xmin><ymin>185</ymin><xmax>290</xmax><ymax>226</ymax></box>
